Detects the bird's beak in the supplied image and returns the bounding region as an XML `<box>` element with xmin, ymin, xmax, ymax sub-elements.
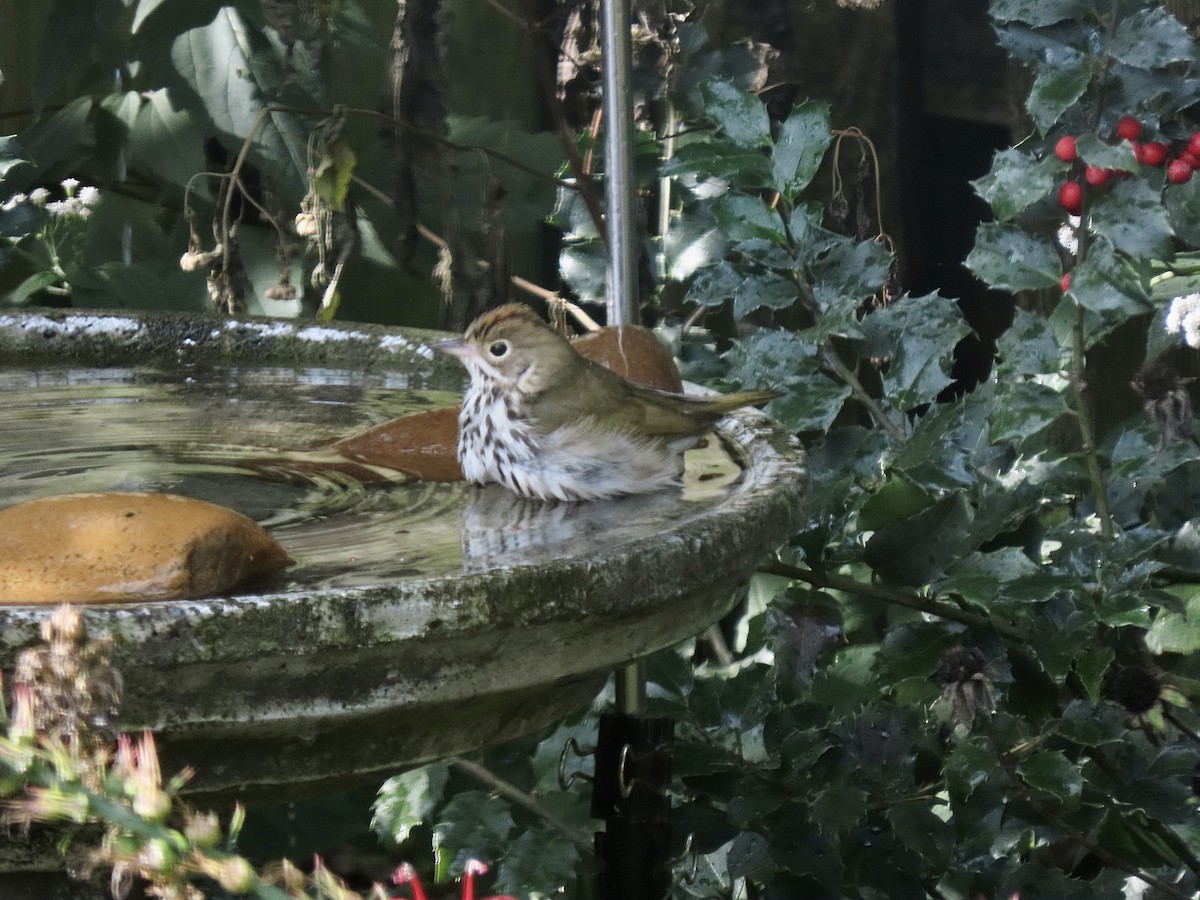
<box><xmin>434</xmin><ymin>338</ymin><xmax>474</xmax><ymax>360</ymax></box>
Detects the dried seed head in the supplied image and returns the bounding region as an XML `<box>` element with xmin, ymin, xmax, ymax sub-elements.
<box><xmin>1106</xmin><ymin>665</ymin><xmax>1160</xmax><ymax>715</ymax></box>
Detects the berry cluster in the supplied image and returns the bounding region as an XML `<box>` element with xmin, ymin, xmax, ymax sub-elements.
<box><xmin>1055</xmin><ymin>116</ymin><xmax>1198</xmax><ymax>216</ymax></box>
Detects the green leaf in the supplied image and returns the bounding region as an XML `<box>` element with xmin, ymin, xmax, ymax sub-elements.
<box><xmin>171</xmin><ymin>7</ymin><xmax>310</xmax><ymax>199</ymax></box>
<box><xmin>887</xmin><ymin>804</ymin><xmax>953</xmax><ymax>869</ymax></box>
<box><xmin>938</xmin><ymin>548</ymin><xmax>1042</xmax><ymax>602</ymax></box>
<box><xmin>711</xmin><ymin>194</ymin><xmax>786</xmax><ymax>244</ymax></box>
<box><xmin>989</xmin><ymin>0</ymin><xmax>1090</xmax><ymax>26</ymax></box>
<box><xmin>0</xmin><ymin>136</ymin><xmax>30</xmax><ymax>182</ymax></box>
<box><xmin>733</xmin><ymin>270</ymin><xmax>799</xmax><ymax>318</ymax></box>
<box><xmin>726</xmin><ymin>831</ymin><xmax>777</xmax><ymax>881</ymax></box>
<box><xmin>699</xmin><ymin>78</ymin><xmax>771</xmax><ymax>149</ymax></box>
<box><xmin>944</xmin><ymin>741</ymin><xmax>997</xmax><ymax>796</ymax></box>
<box><xmin>860</xmin><ymin>293</ymin><xmax>971</xmax><ymax>409</ymax></box>
<box><xmin>1165</xmin><ymin>176</ymin><xmax>1200</xmax><ymax>247</ymax></box>
<box><xmin>494</xmin><ymin>828</ymin><xmax>580</xmax><ymax>897</ymax></box>
<box><xmin>686</xmin><ymin>261</ymin><xmax>742</xmax><ymax>308</ymax></box>
<box><xmin>1090</xmin><ymin>176</ymin><xmax>1175</xmax><ymax>259</ymax></box>
<box><xmin>1018</xmin><ymin>750</ymin><xmax>1083</xmax><ymax>801</ymax></box>
<box><xmin>1074</xmin><ymin>132</ymin><xmax>1138</xmax><ymax>173</ymax></box>
<box><xmin>432</xmin><ymin>791</ymin><xmax>515</xmax><ymax>876</ymax></box>
<box><xmin>812</xmin><ymin>784</ymin><xmax>868</xmax><ymax>835</ymax></box>
<box><xmin>1147</xmin><ymin>588</ymin><xmax>1200</xmax><ymax>655</ymax></box>
<box><xmin>973</xmin><ymin>149</ymin><xmax>1061</xmax><ymax>221</ymax></box>
<box><xmin>858</xmin><ymin>475</ymin><xmax>934</xmax><ymax>531</ymax></box>
<box><xmin>864</xmin><ymin>493</ymin><xmax>975</xmax><ymax>586</ymax></box>
<box><xmin>997</xmin><ymin>308</ymin><xmax>1064</xmax><ymax>376</ymax></box>
<box><xmin>372</xmin><ymin>763</ymin><xmax>450</xmax><ymax>844</ymax></box>
<box><xmin>666</xmin><ymin>139</ymin><xmax>773</xmax><ymax>192</ymax></box>
<box><xmin>1107</xmin><ymin>7</ymin><xmax>1196</xmax><ymax>69</ymax></box>
<box><xmin>966</xmin><ymin>222</ymin><xmax>1061</xmax><ymax>292</ymax></box>
<box><xmin>1068</xmin><ymin>238</ymin><xmax>1152</xmax><ymax>320</ymax></box>
<box><xmin>766</xmin><ymin>376</ymin><xmax>853</xmax><ymax>433</ymax></box>
<box><xmin>108</xmin><ymin>89</ymin><xmax>209</xmax><ymax>190</ymax></box>
<box><xmin>4</xmin><ymin>270</ymin><xmax>61</xmax><ymax>306</ymax></box>
<box><xmin>1072</xmin><ymin>648</ymin><xmax>1115</xmax><ymax>703</ymax></box>
<box><xmin>771</xmin><ymin>100</ymin><xmax>831</xmax><ymax>201</ymax></box>
<box><xmin>811</xmin><ymin>236</ymin><xmax>892</xmax><ymax>314</ymax></box>
<box><xmin>1027</xmin><ymin>64</ymin><xmax>1091</xmax><ymax>134</ymax></box>
<box><xmin>312</xmin><ymin>138</ymin><xmax>357</xmax><ymax>212</ymax></box>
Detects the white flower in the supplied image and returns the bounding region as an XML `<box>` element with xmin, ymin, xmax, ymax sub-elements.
<box><xmin>28</xmin><ymin>187</ymin><xmax>50</xmax><ymax>206</ymax></box>
<box><xmin>60</xmin><ymin>177</ymin><xmax>80</xmax><ymax>196</ymax></box>
<box><xmin>78</xmin><ymin>185</ymin><xmax>99</xmax><ymax>207</ymax></box>
<box><xmin>2</xmin><ymin>192</ymin><xmax>27</xmax><ymax>211</ymax></box>
<box><xmin>1166</xmin><ymin>293</ymin><xmax>1200</xmax><ymax>348</ymax></box>
<box><xmin>1056</xmin><ymin>223</ymin><xmax>1079</xmax><ymax>257</ymax></box>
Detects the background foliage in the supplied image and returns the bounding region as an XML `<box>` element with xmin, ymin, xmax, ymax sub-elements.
<box><xmin>5</xmin><ymin>0</ymin><xmax>1200</xmax><ymax>898</ymax></box>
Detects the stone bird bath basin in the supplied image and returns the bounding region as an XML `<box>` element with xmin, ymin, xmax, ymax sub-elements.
<box><xmin>0</xmin><ymin>308</ymin><xmax>805</xmax><ymax>802</ymax></box>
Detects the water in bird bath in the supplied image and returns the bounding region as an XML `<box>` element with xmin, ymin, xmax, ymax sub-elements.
<box><xmin>0</xmin><ymin>362</ymin><xmax>747</xmax><ymax>587</ymax></box>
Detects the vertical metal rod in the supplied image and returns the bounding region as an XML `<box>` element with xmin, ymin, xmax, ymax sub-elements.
<box><xmin>600</xmin><ymin>0</ymin><xmax>638</xmax><ymax>328</ymax></box>
<box><xmin>614</xmin><ymin>659</ymin><xmax>645</xmax><ymax>716</ymax></box>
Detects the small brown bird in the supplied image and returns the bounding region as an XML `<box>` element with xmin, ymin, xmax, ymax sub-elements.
<box><xmin>436</xmin><ymin>304</ymin><xmax>777</xmax><ymax>501</ymax></box>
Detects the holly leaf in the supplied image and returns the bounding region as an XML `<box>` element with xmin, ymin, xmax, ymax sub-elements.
<box><xmin>733</xmin><ymin>270</ymin><xmax>799</xmax><ymax>318</ymax></box>
<box><xmin>1027</xmin><ymin>64</ymin><xmax>1091</xmax><ymax>134</ymax></box>
<box><xmin>966</xmin><ymin>222</ymin><xmax>1062</xmax><ymax>291</ymax></box>
<box><xmin>989</xmin><ymin>0</ymin><xmax>1090</xmax><ymax>26</ymax></box>
<box><xmin>1067</xmin><ymin>238</ymin><xmax>1152</xmax><ymax>319</ymax></box>
<box><xmin>860</xmin><ymin>293</ymin><xmax>971</xmax><ymax>409</ymax></box>
<box><xmin>1075</xmin><ymin>132</ymin><xmax>1138</xmax><ymax>173</ymax></box>
<box><xmin>811</xmin><ymin>236</ymin><xmax>892</xmax><ymax>314</ymax></box>
<box><xmin>1090</xmin><ymin>176</ymin><xmax>1175</xmax><ymax>259</ymax></box>
<box><xmin>711</xmin><ymin>194</ymin><xmax>786</xmax><ymax>244</ymax></box>
<box><xmin>1018</xmin><ymin>751</ymin><xmax>1083</xmax><ymax>802</ymax></box>
<box><xmin>373</xmin><ymin>763</ymin><xmax>450</xmax><ymax>844</ymax></box>
<box><xmin>432</xmin><ymin>791</ymin><xmax>515</xmax><ymax>876</ymax></box>
<box><xmin>1107</xmin><ymin>7</ymin><xmax>1196</xmax><ymax>69</ymax></box>
<box><xmin>771</xmin><ymin>100</ymin><xmax>831</xmax><ymax>201</ymax></box>
<box><xmin>996</xmin><ymin>307</ymin><xmax>1064</xmax><ymax>376</ymax></box>
<box><xmin>1165</xmin><ymin>176</ymin><xmax>1200</xmax><ymax>247</ymax></box>
<box><xmin>699</xmin><ymin>78</ymin><xmax>771</xmax><ymax>149</ymax></box>
<box><xmin>973</xmin><ymin>149</ymin><xmax>1060</xmax><ymax>221</ymax></box>
<box><xmin>494</xmin><ymin>828</ymin><xmax>580</xmax><ymax>898</ymax></box>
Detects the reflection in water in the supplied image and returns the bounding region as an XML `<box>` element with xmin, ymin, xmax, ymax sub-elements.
<box><xmin>0</xmin><ymin>364</ymin><xmax>747</xmax><ymax>590</ymax></box>
<box><xmin>459</xmin><ymin>437</ymin><xmax>743</xmax><ymax>570</ymax></box>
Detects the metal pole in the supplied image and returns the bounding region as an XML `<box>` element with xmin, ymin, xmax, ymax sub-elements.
<box><xmin>600</xmin><ymin>0</ymin><xmax>639</xmax><ymax>328</ymax></box>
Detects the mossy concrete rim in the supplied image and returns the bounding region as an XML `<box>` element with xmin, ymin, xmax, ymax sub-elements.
<box><xmin>0</xmin><ymin>307</ymin><xmax>807</xmax><ymax>798</ymax></box>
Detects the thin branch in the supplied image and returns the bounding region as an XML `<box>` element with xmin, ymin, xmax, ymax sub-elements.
<box><xmin>1070</xmin><ymin>302</ymin><xmax>1115</xmax><ymax>539</ymax></box>
<box><xmin>446</xmin><ymin>755</ymin><xmax>594</xmax><ymax>852</ymax></box>
<box><xmin>821</xmin><ymin>342</ymin><xmax>907</xmax><ymax>442</ymax></box>
<box><xmin>763</xmin><ymin>561</ymin><xmax>1029</xmax><ymax>641</ymax></box>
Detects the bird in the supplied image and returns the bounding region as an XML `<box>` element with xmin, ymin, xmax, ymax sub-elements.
<box><xmin>435</xmin><ymin>303</ymin><xmax>778</xmax><ymax>501</ymax></box>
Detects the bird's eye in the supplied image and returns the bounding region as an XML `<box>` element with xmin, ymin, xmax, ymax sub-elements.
<box><xmin>488</xmin><ymin>341</ymin><xmax>509</xmax><ymax>358</ymax></box>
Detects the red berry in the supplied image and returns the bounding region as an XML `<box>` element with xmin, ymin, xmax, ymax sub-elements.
<box><xmin>1140</xmin><ymin>141</ymin><xmax>1168</xmax><ymax>166</ymax></box>
<box><xmin>1055</xmin><ymin>135</ymin><xmax>1078</xmax><ymax>162</ymax></box>
<box><xmin>1061</xmin><ymin>272</ymin><xmax>1071</xmax><ymax>292</ymax></box>
<box><xmin>1188</xmin><ymin>132</ymin><xmax>1200</xmax><ymax>157</ymax></box>
<box><xmin>1117</xmin><ymin>116</ymin><xmax>1142</xmax><ymax>141</ymax></box>
<box><xmin>1180</xmin><ymin>150</ymin><xmax>1200</xmax><ymax>170</ymax></box>
<box><xmin>1084</xmin><ymin>165</ymin><xmax>1111</xmax><ymax>187</ymax></box>
<box><xmin>1058</xmin><ymin>181</ymin><xmax>1084</xmax><ymax>214</ymax></box>
<box><xmin>1168</xmin><ymin>159</ymin><xmax>1193</xmax><ymax>184</ymax></box>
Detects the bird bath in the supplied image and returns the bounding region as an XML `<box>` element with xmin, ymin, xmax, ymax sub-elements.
<box><xmin>0</xmin><ymin>308</ymin><xmax>805</xmax><ymax>803</ymax></box>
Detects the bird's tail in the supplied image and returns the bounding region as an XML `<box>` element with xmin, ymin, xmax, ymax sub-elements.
<box><xmin>702</xmin><ymin>388</ymin><xmax>780</xmax><ymax>414</ymax></box>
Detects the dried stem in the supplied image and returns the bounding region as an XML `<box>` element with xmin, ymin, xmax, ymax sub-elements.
<box><xmin>446</xmin><ymin>756</ymin><xmax>593</xmax><ymax>852</ymax></box>
<box><xmin>763</xmin><ymin>561</ymin><xmax>1029</xmax><ymax>641</ymax></box>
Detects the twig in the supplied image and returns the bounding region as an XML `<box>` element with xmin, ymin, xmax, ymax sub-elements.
<box><xmin>446</xmin><ymin>756</ymin><xmax>594</xmax><ymax>852</ymax></box>
<box><xmin>821</xmin><ymin>342</ymin><xmax>907</xmax><ymax>442</ymax></box>
<box><xmin>510</xmin><ymin>276</ymin><xmax>602</xmax><ymax>332</ymax></box>
<box><xmin>1069</xmin><ymin>302</ymin><xmax>1115</xmax><ymax>540</ymax></box>
<box><xmin>763</xmin><ymin>561</ymin><xmax>1029</xmax><ymax>641</ymax></box>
